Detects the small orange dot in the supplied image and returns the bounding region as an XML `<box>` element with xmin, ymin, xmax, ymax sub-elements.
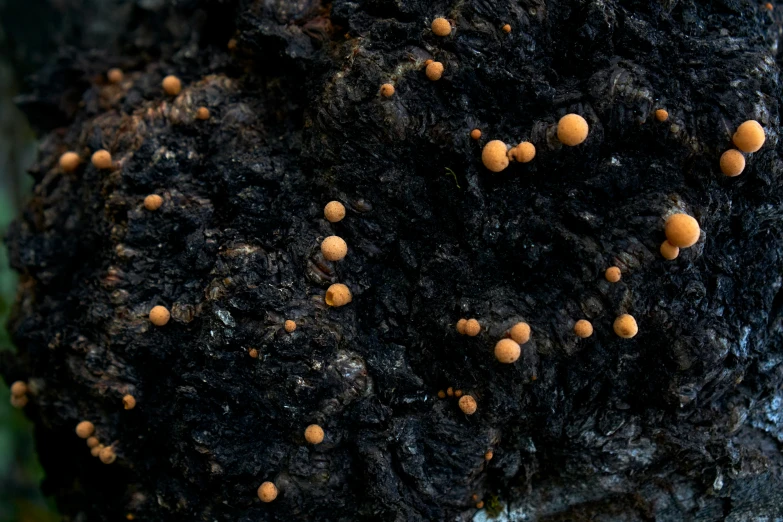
<box><xmin>464</xmin><ymin>319</ymin><xmax>481</xmax><ymax>337</ymax></box>
<box><xmin>437</xmin><ymin>390</ymin><xmax>446</xmax><ymax>399</ymax></box>
<box><xmin>196</xmin><ymin>107</ymin><xmax>210</xmax><ymax>120</ymax></box>
<box><xmin>484</xmin><ymin>450</ymin><xmax>493</xmax><ymax>461</ymax></box>
<box><xmin>502</xmin><ymin>24</ymin><xmax>511</xmax><ymax>33</ymax></box>
<box><xmin>162</xmin><ymin>75</ymin><xmax>182</xmax><ymax>96</ymax></box>
<box><xmin>426</xmin><ymin>61</ymin><xmax>445</xmax><ymax>81</ymax></box>
<box><xmin>248</xmin><ymin>348</ymin><xmax>259</xmax><ymax>358</ymax></box>
<box><xmin>454</xmin><ymin>389</ymin><xmax>463</xmax><ymax>398</ymax></box>
<box><xmin>380</xmin><ymin>83</ymin><xmax>395</xmax><ymax>97</ymax></box>
<box><xmin>470</xmin><ymin>129</ymin><xmax>481</xmax><ymax>140</ymax></box>
<box><xmin>91</xmin><ymin>150</ymin><xmax>113</xmax><ymax>170</ymax></box>
<box><xmin>107</xmin><ymin>68</ymin><xmax>124</xmax><ymax>84</ymax></box>
<box><xmin>447</xmin><ymin>387</ymin><xmax>454</xmax><ymax>397</ymax></box>
<box><xmin>605</xmin><ymin>266</ymin><xmax>621</xmax><ymax>283</ymax></box>
<box><xmin>144</xmin><ymin>194</ymin><xmax>163</xmax><ymax>211</ymax></box>
<box><xmin>149</xmin><ymin>305</ymin><xmax>171</xmax><ymax>326</ymax></box>
<box><xmin>654</xmin><ymin>109</ymin><xmax>669</xmax><ymax>122</ymax></box>
<box><xmin>284</xmin><ymin>320</ymin><xmax>297</xmax><ymax>333</ymax></box>
<box><xmin>458</xmin><ymin>395</ymin><xmax>477</xmax><ymax>415</ymax></box>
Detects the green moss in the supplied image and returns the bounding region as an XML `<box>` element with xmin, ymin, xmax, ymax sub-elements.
<box><xmin>485</xmin><ymin>494</ymin><xmax>503</xmax><ymax>518</ymax></box>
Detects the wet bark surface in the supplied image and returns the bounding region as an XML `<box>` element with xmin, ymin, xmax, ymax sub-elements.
<box><xmin>2</xmin><ymin>0</ymin><xmax>783</xmax><ymax>520</ymax></box>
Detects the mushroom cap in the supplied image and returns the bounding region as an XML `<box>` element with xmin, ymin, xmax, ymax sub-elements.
<box><xmin>196</xmin><ymin>107</ymin><xmax>210</xmax><ymax>120</ymax></box>
<box><xmin>557</xmin><ymin>114</ymin><xmax>589</xmax><ymax>146</ymax></box>
<box><xmin>654</xmin><ymin>109</ymin><xmax>669</xmax><ymax>122</ymax></box>
<box><xmin>605</xmin><ymin>266</ymin><xmax>621</xmax><ymax>283</ymax></box>
<box><xmin>482</xmin><ymin>140</ymin><xmax>510</xmax><ymax>172</ymax></box>
<box><xmin>144</xmin><ymin>194</ymin><xmax>163</xmax><ymax>211</ymax></box>
<box><xmin>732</xmin><ymin>120</ymin><xmax>765</xmax><ymax>153</ymax></box>
<box><xmin>665</xmin><ymin>213</ymin><xmax>700</xmax><ymax>248</ymax></box>
<box><xmin>324</xmin><ymin>201</ymin><xmax>346</xmax><ymax>223</ymax></box>
<box><xmin>660</xmin><ymin>240</ymin><xmax>680</xmax><ymax>260</ymax></box>
<box><xmin>149</xmin><ymin>305</ymin><xmax>171</xmax><ymax>326</ymax></box>
<box><xmin>494</xmin><ymin>339</ymin><xmax>521</xmax><ymax>363</ymax></box>
<box><xmin>464</xmin><ymin>319</ymin><xmax>481</xmax><ymax>337</ymax></box>
<box><xmin>613</xmin><ymin>314</ymin><xmax>638</xmax><ymax>338</ymax></box>
<box><xmin>325</xmin><ymin>284</ymin><xmax>352</xmax><ymax>307</ymax></box>
<box><xmin>59</xmin><ymin>151</ymin><xmax>81</xmax><ymax>172</ymax></box>
<box><xmin>510</xmin><ymin>141</ymin><xmax>536</xmax><ymax>163</ymax></box>
<box><xmin>91</xmin><ymin>150</ymin><xmax>113</xmax><ymax>170</ymax></box>
<box><xmin>380</xmin><ymin>83</ymin><xmax>395</xmax><ymax>97</ymax></box>
<box><xmin>431</xmin><ymin>17</ymin><xmax>452</xmax><ymax>36</ymax></box>
<box><xmin>162</xmin><ymin>75</ymin><xmax>182</xmax><ymax>95</ymax></box>
<box><xmin>305</xmin><ymin>424</ymin><xmax>324</xmax><ymax>444</ymax></box>
<box><xmin>458</xmin><ymin>395</ymin><xmax>477</xmax><ymax>415</ymax></box>
<box><xmin>425</xmin><ymin>61</ymin><xmax>445</xmax><ymax>81</ymax></box>
<box><xmin>76</xmin><ymin>421</ymin><xmax>95</xmax><ymax>439</ymax></box>
<box><xmin>258</xmin><ymin>482</ymin><xmax>278</xmax><ymax>502</ymax></box>
<box><xmin>321</xmin><ymin>236</ymin><xmax>348</xmax><ymax>261</ymax></box>
<box><xmin>509</xmin><ymin>322</ymin><xmax>531</xmax><ymax>344</ymax></box>
<box><xmin>284</xmin><ymin>320</ymin><xmax>297</xmax><ymax>333</ymax></box>
<box><xmin>574</xmin><ymin>319</ymin><xmax>593</xmax><ymax>338</ymax></box>
<box><xmin>720</xmin><ymin>149</ymin><xmax>745</xmax><ymax>177</ymax></box>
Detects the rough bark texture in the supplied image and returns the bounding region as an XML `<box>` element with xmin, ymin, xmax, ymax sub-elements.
<box><xmin>3</xmin><ymin>0</ymin><xmax>783</xmax><ymax>520</ymax></box>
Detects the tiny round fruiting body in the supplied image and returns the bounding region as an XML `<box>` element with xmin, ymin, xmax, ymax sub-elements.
<box><xmin>284</xmin><ymin>320</ymin><xmax>297</xmax><ymax>333</ymax></box>
<box><xmin>59</xmin><ymin>152</ymin><xmax>81</xmax><ymax>172</ymax></box>
<box><xmin>482</xmin><ymin>140</ymin><xmax>510</xmax><ymax>172</ymax></box>
<box><xmin>464</xmin><ymin>319</ymin><xmax>481</xmax><ymax>337</ymax></box>
<box><xmin>10</xmin><ymin>395</ymin><xmax>28</xmax><ymax>408</ymax></box>
<box><xmin>456</xmin><ymin>318</ymin><xmax>468</xmax><ymax>334</ymax></box>
<box><xmin>325</xmin><ymin>284</ymin><xmax>352</xmax><ymax>307</ymax></box>
<box><xmin>91</xmin><ymin>150</ymin><xmax>113</xmax><ymax>170</ymax></box>
<box><xmin>196</xmin><ymin>107</ymin><xmax>210</xmax><ymax>120</ymax></box>
<box><xmin>162</xmin><ymin>75</ymin><xmax>182</xmax><ymax>96</ymax></box>
<box><xmin>613</xmin><ymin>314</ymin><xmax>638</xmax><ymax>338</ymax></box>
<box><xmin>470</xmin><ymin>129</ymin><xmax>481</xmax><ymax>140</ymax></box>
<box><xmin>732</xmin><ymin>120</ymin><xmax>765</xmax><ymax>153</ymax></box>
<box><xmin>258</xmin><ymin>482</ymin><xmax>278</xmax><ymax>502</ymax></box>
<box><xmin>107</xmin><ymin>68</ymin><xmax>123</xmax><ymax>84</ymax></box>
<box><xmin>502</xmin><ymin>24</ymin><xmax>511</xmax><ymax>33</ymax></box>
<box><xmin>510</xmin><ymin>142</ymin><xmax>536</xmax><ymax>163</ymax></box>
<box><xmin>720</xmin><ymin>149</ymin><xmax>745</xmax><ymax>177</ymax></box>
<box><xmin>91</xmin><ymin>444</ymin><xmax>104</xmax><ymax>457</ymax></box>
<box><xmin>86</xmin><ymin>437</ymin><xmax>100</xmax><ymax>449</ymax></box>
<box><xmin>305</xmin><ymin>424</ymin><xmax>324</xmax><ymax>444</ymax></box>
<box><xmin>509</xmin><ymin>322</ymin><xmax>531</xmax><ymax>344</ymax></box>
<box><xmin>426</xmin><ymin>61</ymin><xmax>444</xmax><ymax>81</ymax></box>
<box><xmin>437</xmin><ymin>390</ymin><xmax>446</xmax><ymax>399</ymax></box>
<box><xmin>660</xmin><ymin>241</ymin><xmax>680</xmax><ymax>260</ymax></box>
<box><xmin>324</xmin><ymin>201</ymin><xmax>346</xmax><ymax>223</ymax></box>
<box><xmin>248</xmin><ymin>348</ymin><xmax>259</xmax><ymax>358</ymax></box>
<box><xmin>227</xmin><ymin>38</ymin><xmax>237</xmax><ymax>50</ymax></box>
<box><xmin>454</xmin><ymin>389</ymin><xmax>463</xmax><ymax>398</ymax></box>
<box><xmin>495</xmin><ymin>339</ymin><xmax>521</xmax><ymax>363</ymax></box>
<box><xmin>458</xmin><ymin>395</ymin><xmax>477</xmax><ymax>415</ymax></box>
<box><xmin>484</xmin><ymin>450</ymin><xmax>493</xmax><ymax>461</ymax></box>
<box><xmin>144</xmin><ymin>194</ymin><xmax>163</xmax><ymax>211</ymax></box>
<box><xmin>447</xmin><ymin>387</ymin><xmax>454</xmax><ymax>397</ymax></box>
<box><xmin>605</xmin><ymin>266</ymin><xmax>621</xmax><ymax>283</ymax></box>
<box><xmin>557</xmin><ymin>114</ymin><xmax>589</xmax><ymax>146</ymax></box>
<box><xmin>476</xmin><ymin>501</ymin><xmax>485</xmax><ymax>509</ymax></box>
<box><xmin>431</xmin><ymin>17</ymin><xmax>452</xmax><ymax>36</ymax></box>
<box><xmin>655</xmin><ymin>109</ymin><xmax>669</xmax><ymax>122</ymax></box>
<box><xmin>424</xmin><ymin>59</ymin><xmax>433</xmax><ymax>66</ymax></box>
<box><xmin>123</xmin><ymin>394</ymin><xmax>136</xmax><ymax>410</ymax></box>
<box><xmin>99</xmin><ymin>446</ymin><xmax>117</xmax><ymax>464</ymax></box>
<box><xmin>10</xmin><ymin>381</ymin><xmax>27</xmax><ymax>397</ymax></box>
<box><xmin>321</xmin><ymin>236</ymin><xmax>348</xmax><ymax>261</ymax></box>
<box><xmin>149</xmin><ymin>305</ymin><xmax>171</xmax><ymax>326</ymax></box>
<box><xmin>574</xmin><ymin>319</ymin><xmax>593</xmax><ymax>338</ymax></box>
<box><xmin>76</xmin><ymin>421</ymin><xmax>95</xmax><ymax>439</ymax></box>
<box><xmin>665</xmin><ymin>213</ymin><xmax>700</xmax><ymax>248</ymax></box>
<box><xmin>380</xmin><ymin>83</ymin><xmax>395</xmax><ymax>97</ymax></box>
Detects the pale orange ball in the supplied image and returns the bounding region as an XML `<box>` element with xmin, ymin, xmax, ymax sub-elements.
<box><xmin>10</xmin><ymin>381</ymin><xmax>28</xmax><ymax>397</ymax></box>
<box><xmin>325</xmin><ymin>284</ymin><xmax>352</xmax><ymax>307</ymax></box>
<box><xmin>557</xmin><ymin>114</ymin><xmax>589</xmax><ymax>146</ymax></box>
<box><xmin>324</xmin><ymin>201</ymin><xmax>346</xmax><ymax>223</ymax></box>
<box><xmin>305</xmin><ymin>424</ymin><xmax>324</xmax><ymax>444</ymax></box>
<box><xmin>144</xmin><ymin>194</ymin><xmax>163</xmax><ymax>211</ymax></box>
<box><xmin>321</xmin><ymin>236</ymin><xmax>348</xmax><ymax>261</ymax></box>
<box><xmin>494</xmin><ymin>338</ymin><xmax>521</xmax><ymax>364</ymax></box>
<box><xmin>431</xmin><ymin>17</ymin><xmax>452</xmax><ymax>36</ymax></box>
<box><xmin>196</xmin><ymin>107</ymin><xmax>210</xmax><ymax>120</ymax></box>
<box><xmin>458</xmin><ymin>395</ymin><xmax>477</xmax><ymax>415</ymax></box>
<box><xmin>720</xmin><ymin>149</ymin><xmax>745</xmax><ymax>177</ymax></box>
<box><xmin>510</xmin><ymin>142</ymin><xmax>536</xmax><ymax>163</ymax></box>
<box><xmin>258</xmin><ymin>481</ymin><xmax>278</xmax><ymax>502</ymax></box>
<box><xmin>99</xmin><ymin>446</ymin><xmax>117</xmax><ymax>464</ymax></box>
<box><xmin>665</xmin><ymin>213</ymin><xmax>700</xmax><ymax>248</ymax></box>
<box><xmin>162</xmin><ymin>75</ymin><xmax>182</xmax><ymax>96</ymax></box>
<box><xmin>502</xmin><ymin>24</ymin><xmax>512</xmax><ymax>33</ymax></box>
<box><xmin>10</xmin><ymin>395</ymin><xmax>28</xmax><ymax>408</ymax></box>
<box><xmin>107</xmin><ymin>68</ymin><xmax>124</xmax><ymax>84</ymax></box>
<box><xmin>464</xmin><ymin>319</ymin><xmax>481</xmax><ymax>337</ymax></box>
<box><xmin>426</xmin><ymin>61</ymin><xmax>444</xmax><ymax>81</ymax></box>
<box><xmin>470</xmin><ymin>129</ymin><xmax>482</xmax><ymax>140</ymax></box>
<box><xmin>509</xmin><ymin>322</ymin><xmax>531</xmax><ymax>344</ymax></box>
<box><xmin>76</xmin><ymin>421</ymin><xmax>95</xmax><ymax>439</ymax></box>
<box><xmin>613</xmin><ymin>314</ymin><xmax>638</xmax><ymax>338</ymax></box>
<box><xmin>574</xmin><ymin>319</ymin><xmax>593</xmax><ymax>338</ymax></box>
<box><xmin>86</xmin><ymin>437</ymin><xmax>100</xmax><ymax>449</ymax></box>
<box><xmin>482</xmin><ymin>140</ymin><xmax>509</xmax><ymax>172</ymax></box>
<box><xmin>654</xmin><ymin>109</ymin><xmax>669</xmax><ymax>122</ymax></box>
<box><xmin>380</xmin><ymin>83</ymin><xmax>395</xmax><ymax>97</ymax></box>
<box><xmin>149</xmin><ymin>305</ymin><xmax>171</xmax><ymax>326</ymax></box>
<box><xmin>660</xmin><ymin>241</ymin><xmax>680</xmax><ymax>260</ymax></box>
<box><xmin>91</xmin><ymin>150</ymin><xmax>113</xmax><ymax>170</ymax></box>
<box><xmin>284</xmin><ymin>320</ymin><xmax>297</xmax><ymax>333</ymax></box>
<box><xmin>122</xmin><ymin>394</ymin><xmax>136</xmax><ymax>410</ymax></box>
<box><xmin>456</xmin><ymin>318</ymin><xmax>468</xmax><ymax>334</ymax></box>
<box><xmin>732</xmin><ymin>120</ymin><xmax>765</xmax><ymax>153</ymax></box>
<box><xmin>59</xmin><ymin>151</ymin><xmax>81</xmax><ymax>172</ymax></box>
<box><xmin>605</xmin><ymin>266</ymin><xmax>621</xmax><ymax>283</ymax></box>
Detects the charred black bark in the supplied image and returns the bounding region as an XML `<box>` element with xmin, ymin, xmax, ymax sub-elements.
<box><xmin>3</xmin><ymin>0</ymin><xmax>783</xmax><ymax>520</ymax></box>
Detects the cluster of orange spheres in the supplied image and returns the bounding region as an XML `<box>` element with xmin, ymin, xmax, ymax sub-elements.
<box><xmin>9</xmin><ymin>380</ymin><xmax>29</xmax><ymax>408</ymax></box>
<box><xmin>480</xmin><ymin>114</ymin><xmax>588</xmax><ymax>172</ymax></box>
<box><xmin>321</xmin><ymin>201</ymin><xmax>353</xmax><ymax>307</ymax></box>
<box><xmin>720</xmin><ymin>120</ymin><xmax>765</xmax><ymax>177</ymax></box>
<box><xmin>661</xmin><ymin>212</ymin><xmax>701</xmax><ymax>260</ymax></box>
<box><xmin>456</xmin><ymin>318</ymin><xmax>481</xmax><ymax>336</ymax></box>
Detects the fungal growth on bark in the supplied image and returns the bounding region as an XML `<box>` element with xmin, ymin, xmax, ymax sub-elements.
<box><xmin>2</xmin><ymin>0</ymin><xmax>783</xmax><ymax>521</ymax></box>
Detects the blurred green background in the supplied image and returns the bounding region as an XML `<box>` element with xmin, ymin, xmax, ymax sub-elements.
<box><xmin>0</xmin><ymin>30</ymin><xmax>60</xmax><ymax>522</ymax></box>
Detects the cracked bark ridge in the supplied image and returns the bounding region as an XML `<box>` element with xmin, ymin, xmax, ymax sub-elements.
<box><xmin>3</xmin><ymin>0</ymin><xmax>783</xmax><ymax>520</ymax></box>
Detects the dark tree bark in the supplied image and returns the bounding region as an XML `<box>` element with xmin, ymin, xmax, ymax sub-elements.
<box><xmin>3</xmin><ymin>0</ymin><xmax>783</xmax><ymax>520</ymax></box>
